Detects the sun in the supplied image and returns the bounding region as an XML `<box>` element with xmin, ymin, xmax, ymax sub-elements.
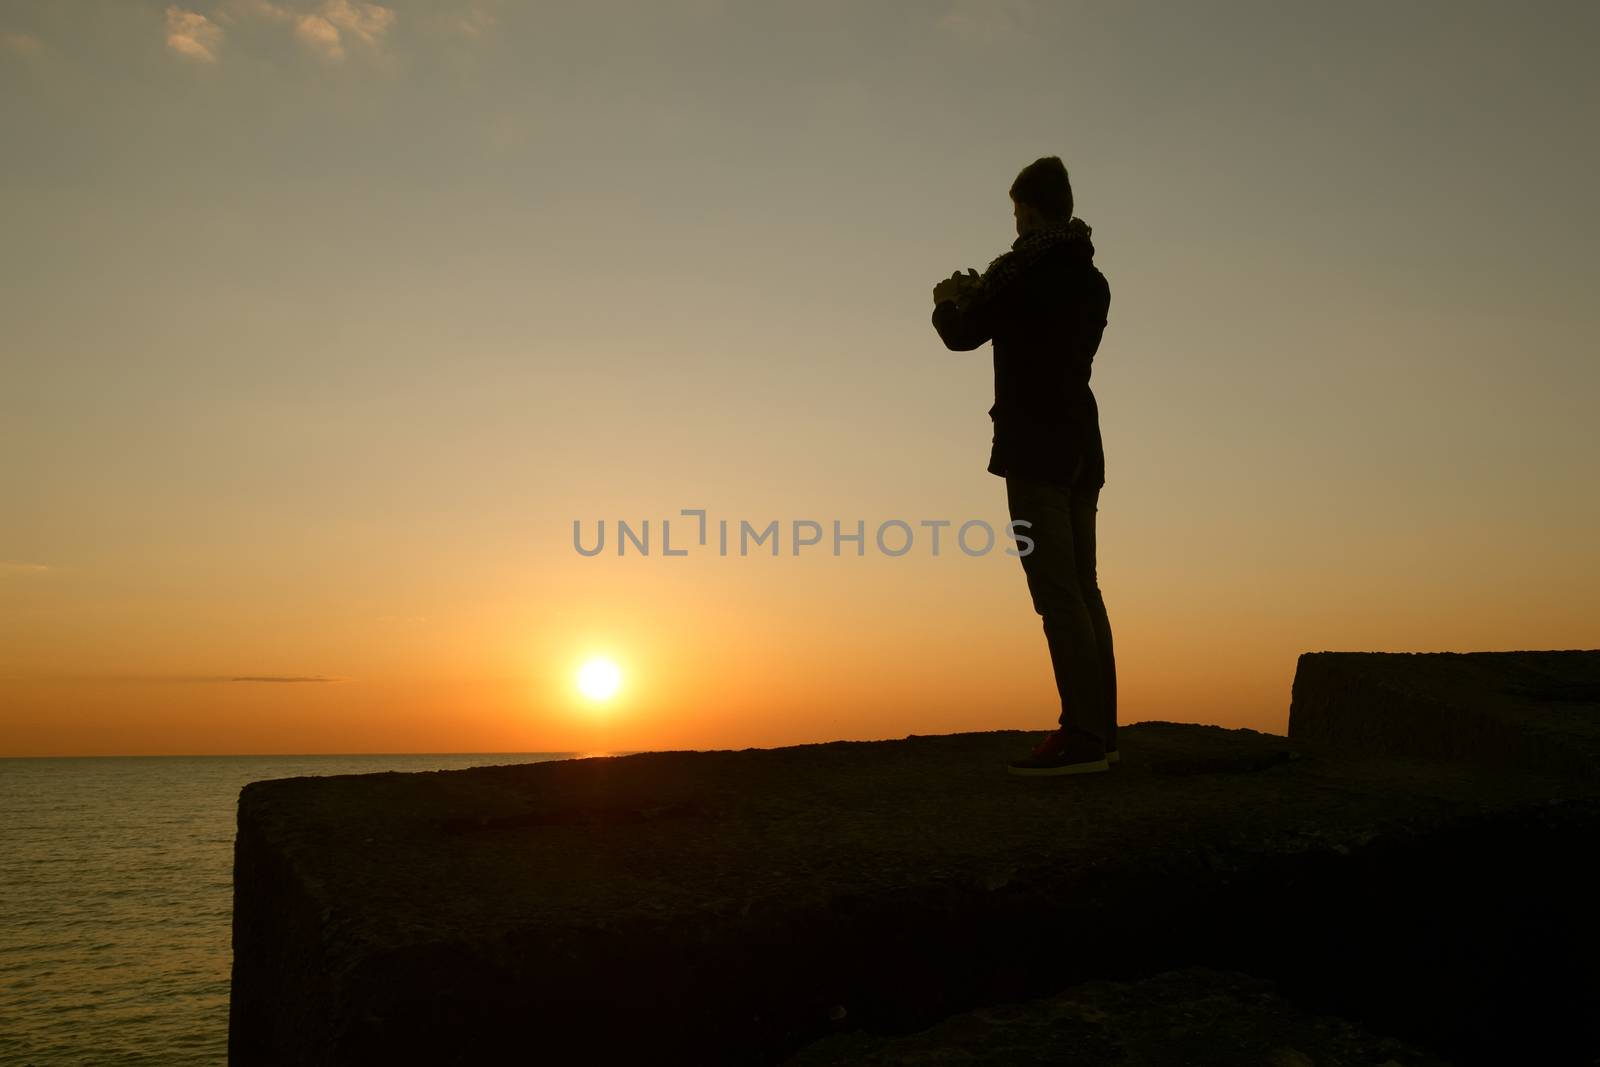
<box><xmin>576</xmin><ymin>657</ymin><xmax>623</xmax><ymax>701</ymax></box>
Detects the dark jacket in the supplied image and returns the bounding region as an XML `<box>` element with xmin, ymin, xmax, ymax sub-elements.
<box><xmin>931</xmin><ymin>232</ymin><xmax>1110</xmax><ymax>489</ymax></box>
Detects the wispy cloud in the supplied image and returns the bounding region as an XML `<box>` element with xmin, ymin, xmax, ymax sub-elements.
<box><xmin>276</xmin><ymin>0</ymin><xmax>396</xmax><ymax>62</ymax></box>
<box><xmin>321</xmin><ymin>0</ymin><xmax>394</xmax><ymax>46</ymax></box>
<box><xmin>294</xmin><ymin>12</ymin><xmax>344</xmax><ymax>60</ymax></box>
<box><xmin>165</xmin><ymin>6</ymin><xmax>224</xmax><ymax>63</ymax></box>
<box><xmin>1</xmin><ymin>31</ymin><xmax>44</xmax><ymax>56</ymax></box>
<box><xmin>5</xmin><ymin>673</ymin><xmax>342</xmax><ymax>684</ymax></box>
<box><xmin>0</xmin><ymin>561</ymin><xmax>53</xmax><ymax>578</ymax></box>
<box><xmin>203</xmin><ymin>0</ymin><xmax>396</xmax><ymax>63</ymax></box>
<box><xmin>230</xmin><ymin>675</ymin><xmax>337</xmax><ymax>683</ymax></box>
<box><xmin>220</xmin><ymin>0</ymin><xmax>293</xmax><ymax>23</ymax></box>
<box><xmin>453</xmin><ymin>4</ymin><xmax>495</xmax><ymax>41</ymax></box>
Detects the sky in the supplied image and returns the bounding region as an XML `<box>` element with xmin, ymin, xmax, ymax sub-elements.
<box><xmin>2</xmin><ymin>0</ymin><xmax>1596</xmax><ymax>756</ymax></box>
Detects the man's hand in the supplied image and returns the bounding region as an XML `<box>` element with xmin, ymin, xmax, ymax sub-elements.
<box><xmin>930</xmin><ymin>268</ymin><xmax>993</xmax><ymax>351</ymax></box>
<box><xmin>932</xmin><ymin>268</ymin><xmax>981</xmax><ymax>306</ymax></box>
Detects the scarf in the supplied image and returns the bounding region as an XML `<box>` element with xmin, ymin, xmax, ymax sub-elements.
<box><xmin>977</xmin><ymin>217</ymin><xmax>1095</xmax><ymax>297</ymax></box>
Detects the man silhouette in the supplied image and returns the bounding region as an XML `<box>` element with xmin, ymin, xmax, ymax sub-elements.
<box><xmin>931</xmin><ymin>156</ymin><xmax>1117</xmax><ymax>776</ymax></box>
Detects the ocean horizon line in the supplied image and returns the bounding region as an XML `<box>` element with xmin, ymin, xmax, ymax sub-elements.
<box><xmin>0</xmin><ymin>750</ymin><xmax>606</xmax><ymax>761</ymax></box>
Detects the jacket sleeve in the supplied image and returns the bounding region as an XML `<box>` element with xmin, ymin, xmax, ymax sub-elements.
<box><xmin>931</xmin><ymin>291</ymin><xmax>995</xmax><ymax>352</ymax></box>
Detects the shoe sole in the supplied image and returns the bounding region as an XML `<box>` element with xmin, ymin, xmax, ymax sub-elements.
<box><xmin>1007</xmin><ymin>758</ymin><xmax>1110</xmax><ymax>777</ymax></box>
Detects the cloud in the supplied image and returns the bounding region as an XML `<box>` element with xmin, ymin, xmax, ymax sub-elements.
<box><xmin>221</xmin><ymin>0</ymin><xmax>291</xmax><ymax>21</ymax></box>
<box><xmin>295</xmin><ymin>0</ymin><xmax>395</xmax><ymax>62</ymax></box>
<box><xmin>214</xmin><ymin>0</ymin><xmax>395</xmax><ymax>62</ymax></box>
<box><xmin>1</xmin><ymin>31</ymin><xmax>44</xmax><ymax>56</ymax></box>
<box><xmin>294</xmin><ymin>13</ymin><xmax>344</xmax><ymax>60</ymax></box>
<box><xmin>230</xmin><ymin>675</ymin><xmax>336</xmax><ymax>683</ymax></box>
<box><xmin>321</xmin><ymin>0</ymin><xmax>395</xmax><ymax>46</ymax></box>
<box><xmin>454</xmin><ymin>4</ymin><xmax>496</xmax><ymax>41</ymax></box>
<box><xmin>165</xmin><ymin>6</ymin><xmax>223</xmax><ymax>63</ymax></box>
<box><xmin>0</xmin><ymin>561</ymin><xmax>52</xmax><ymax>577</ymax></box>
<box><xmin>1</xmin><ymin>672</ymin><xmax>340</xmax><ymax>685</ymax></box>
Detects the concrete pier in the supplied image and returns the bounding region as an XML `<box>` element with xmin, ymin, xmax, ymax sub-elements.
<box><xmin>231</xmin><ymin>656</ymin><xmax>1600</xmax><ymax>1064</ymax></box>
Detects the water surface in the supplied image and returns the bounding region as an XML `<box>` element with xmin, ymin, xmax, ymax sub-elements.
<box><xmin>0</xmin><ymin>753</ymin><xmax>571</xmax><ymax>1065</ymax></box>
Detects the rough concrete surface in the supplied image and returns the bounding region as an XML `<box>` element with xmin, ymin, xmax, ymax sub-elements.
<box><xmin>787</xmin><ymin>966</ymin><xmax>1452</xmax><ymax>1066</ymax></box>
<box><xmin>1289</xmin><ymin>650</ymin><xmax>1600</xmax><ymax>778</ymax></box>
<box><xmin>230</xmin><ymin>713</ymin><xmax>1600</xmax><ymax>1065</ymax></box>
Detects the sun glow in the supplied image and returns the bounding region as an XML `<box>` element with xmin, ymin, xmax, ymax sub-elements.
<box><xmin>576</xmin><ymin>657</ymin><xmax>623</xmax><ymax>701</ymax></box>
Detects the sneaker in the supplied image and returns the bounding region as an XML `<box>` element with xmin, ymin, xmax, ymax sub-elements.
<box><xmin>1007</xmin><ymin>729</ymin><xmax>1109</xmax><ymax>777</ymax></box>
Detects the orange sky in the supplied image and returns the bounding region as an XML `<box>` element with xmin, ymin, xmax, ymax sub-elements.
<box><xmin>3</xmin><ymin>2</ymin><xmax>1596</xmax><ymax>755</ymax></box>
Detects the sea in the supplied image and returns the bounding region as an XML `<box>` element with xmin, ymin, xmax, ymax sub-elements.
<box><xmin>0</xmin><ymin>753</ymin><xmax>574</xmax><ymax>1066</ymax></box>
